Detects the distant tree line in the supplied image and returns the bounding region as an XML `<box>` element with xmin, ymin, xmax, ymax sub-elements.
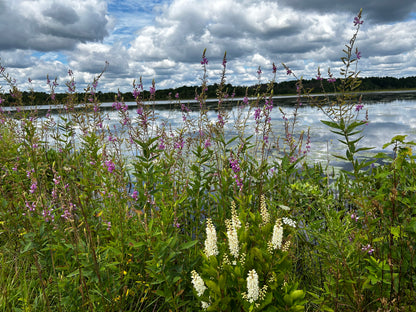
<box><xmin>2</xmin><ymin>76</ymin><xmax>416</xmax><ymax>106</ymax></box>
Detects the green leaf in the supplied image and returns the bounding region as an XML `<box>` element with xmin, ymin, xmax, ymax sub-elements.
<box><xmin>21</xmin><ymin>241</ymin><xmax>34</xmax><ymax>254</ymax></box>
<box><xmin>283</xmin><ymin>294</ymin><xmax>293</xmax><ymax>306</ymax></box>
<box><xmin>321</xmin><ymin>120</ymin><xmax>341</xmax><ymax>129</ymax></box>
<box><xmin>405</xmin><ymin>218</ymin><xmax>416</xmax><ymax>234</ymax></box>
<box><xmin>290</xmin><ymin>289</ymin><xmax>305</xmax><ymax>301</ymax></box>
<box><xmin>383</xmin><ymin>135</ymin><xmax>407</xmax><ymax>149</ymax></box>
<box><xmin>330</xmin><ymin>130</ymin><xmax>346</xmax><ymax>137</ymax></box>
<box><xmin>226</xmin><ymin>136</ymin><xmax>239</xmax><ymax>146</ymax></box>
<box><xmin>179</xmin><ymin>240</ymin><xmax>198</xmax><ymax>250</ymax></box>
<box><xmin>67</xmin><ymin>269</ymin><xmax>79</xmax><ymax>278</ymax></box>
<box><xmin>205</xmin><ymin>279</ymin><xmax>221</xmax><ymax>296</ymax></box>
<box><xmin>355</xmin><ymin>146</ymin><xmax>375</xmax><ymax>153</ymax></box>
<box><xmin>345</xmin><ymin>121</ymin><xmax>366</xmax><ymax>134</ymax></box>
<box><xmin>333</xmin><ymin>154</ymin><xmax>348</xmax><ymax>161</ymax></box>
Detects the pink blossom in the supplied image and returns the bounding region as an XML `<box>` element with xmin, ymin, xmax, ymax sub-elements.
<box><xmin>257</xmin><ymin>66</ymin><xmax>262</xmax><ymax>76</ymax></box>
<box><xmin>158</xmin><ymin>138</ymin><xmax>166</xmax><ymax>150</ymax></box>
<box><xmin>351</xmin><ymin>213</ymin><xmax>359</xmax><ymax>222</ymax></box>
<box><xmin>362</xmin><ymin>244</ymin><xmax>374</xmax><ymax>255</ymax></box>
<box><xmin>353</xmin><ymin>16</ymin><xmax>363</xmax><ymax>26</ymax></box>
<box><xmin>174</xmin><ymin>140</ymin><xmax>184</xmax><ymax>150</ymax></box>
<box><xmin>217</xmin><ymin>113</ymin><xmax>225</xmax><ymax>127</ymax></box>
<box><xmin>254</xmin><ymin>107</ymin><xmax>262</xmax><ymax>121</ymax></box>
<box><xmin>204</xmin><ymin>139</ymin><xmax>211</xmax><ymax>148</ymax></box>
<box><xmin>131</xmin><ymin>190</ymin><xmax>138</xmax><ymax>201</ymax></box>
<box><xmin>105</xmin><ymin>160</ymin><xmax>116</xmax><ymax>173</ymax></box>
<box><xmin>30</xmin><ymin>182</ymin><xmax>37</xmax><ymax>194</ymax></box>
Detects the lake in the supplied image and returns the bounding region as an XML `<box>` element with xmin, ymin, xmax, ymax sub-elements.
<box><xmin>4</xmin><ymin>91</ymin><xmax>416</xmax><ymax>168</ymax></box>
<box><xmin>97</xmin><ymin>92</ymin><xmax>416</xmax><ymax>168</ymax></box>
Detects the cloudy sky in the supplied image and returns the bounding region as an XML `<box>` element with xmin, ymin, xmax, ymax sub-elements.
<box><xmin>0</xmin><ymin>0</ymin><xmax>415</xmax><ymax>94</ymax></box>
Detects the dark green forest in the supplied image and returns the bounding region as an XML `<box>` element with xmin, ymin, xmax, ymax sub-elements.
<box><xmin>2</xmin><ymin>75</ymin><xmax>416</xmax><ymax>106</ymax></box>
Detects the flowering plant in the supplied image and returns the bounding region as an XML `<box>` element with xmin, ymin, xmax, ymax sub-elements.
<box><xmin>191</xmin><ymin>197</ymin><xmax>305</xmax><ymax>311</ymax></box>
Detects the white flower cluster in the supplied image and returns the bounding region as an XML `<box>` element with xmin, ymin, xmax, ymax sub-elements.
<box><xmin>279</xmin><ymin>204</ymin><xmax>291</xmax><ymax>211</ymax></box>
<box><xmin>204</xmin><ymin>218</ymin><xmax>218</xmax><ymax>257</ymax></box>
<box><xmin>231</xmin><ymin>201</ymin><xmax>241</xmax><ymax>230</ymax></box>
<box><xmin>239</xmin><ymin>252</ymin><xmax>246</xmax><ymax>266</ymax></box>
<box><xmin>191</xmin><ymin>270</ymin><xmax>207</xmax><ymax>297</ymax></box>
<box><xmin>282</xmin><ymin>217</ymin><xmax>296</xmax><ymax>228</ymax></box>
<box><xmin>242</xmin><ymin>269</ymin><xmax>268</xmax><ymax>306</ymax></box>
<box><xmin>201</xmin><ymin>301</ymin><xmax>210</xmax><ymax>310</ymax></box>
<box><xmin>246</xmin><ymin>269</ymin><xmax>259</xmax><ymax>303</ymax></box>
<box><xmin>260</xmin><ymin>194</ymin><xmax>270</xmax><ymax>225</ymax></box>
<box><xmin>225</xmin><ymin>219</ymin><xmax>239</xmax><ymax>259</ymax></box>
<box><xmin>269</xmin><ymin>219</ymin><xmax>283</xmax><ymax>250</ymax></box>
<box><xmin>282</xmin><ymin>240</ymin><xmax>291</xmax><ymax>252</ymax></box>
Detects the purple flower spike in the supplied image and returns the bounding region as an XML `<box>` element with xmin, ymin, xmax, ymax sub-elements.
<box><xmin>204</xmin><ymin>139</ymin><xmax>211</xmax><ymax>148</ymax></box>
<box><xmin>131</xmin><ymin>190</ymin><xmax>138</xmax><ymax>201</ymax></box>
<box><xmin>133</xmin><ymin>89</ymin><xmax>140</xmax><ymax>99</ymax></box>
<box><xmin>354</xmin><ymin>16</ymin><xmax>364</xmax><ymax>26</ymax></box>
<box><xmin>351</xmin><ymin>213</ymin><xmax>359</xmax><ymax>222</ymax></box>
<box><xmin>362</xmin><ymin>244</ymin><xmax>374</xmax><ymax>255</ymax></box>
<box><xmin>30</xmin><ymin>182</ymin><xmax>37</xmax><ymax>194</ymax></box>
<box><xmin>355</xmin><ymin>104</ymin><xmax>364</xmax><ymax>112</ymax></box>
<box><xmin>257</xmin><ymin>67</ymin><xmax>262</xmax><ymax>76</ymax></box>
<box><xmin>105</xmin><ymin>160</ymin><xmax>116</xmax><ymax>173</ymax></box>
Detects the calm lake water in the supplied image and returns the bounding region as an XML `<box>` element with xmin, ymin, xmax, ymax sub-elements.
<box><xmin>6</xmin><ymin>92</ymin><xmax>415</xmax><ymax>168</ymax></box>
<box><xmin>98</xmin><ymin>94</ymin><xmax>416</xmax><ymax>167</ymax></box>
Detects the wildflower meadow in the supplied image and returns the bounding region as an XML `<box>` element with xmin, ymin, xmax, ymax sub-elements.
<box><xmin>1</xmin><ymin>10</ymin><xmax>416</xmax><ymax>311</ymax></box>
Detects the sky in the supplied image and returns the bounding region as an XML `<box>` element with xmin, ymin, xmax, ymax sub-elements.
<box><xmin>0</xmin><ymin>0</ymin><xmax>415</xmax><ymax>94</ymax></box>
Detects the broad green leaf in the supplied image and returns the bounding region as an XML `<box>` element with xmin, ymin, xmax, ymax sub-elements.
<box><xmin>179</xmin><ymin>240</ymin><xmax>198</xmax><ymax>250</ymax></box>
<box><xmin>321</xmin><ymin>120</ymin><xmax>341</xmax><ymax>129</ymax></box>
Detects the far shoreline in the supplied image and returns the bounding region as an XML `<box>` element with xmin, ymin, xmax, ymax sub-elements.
<box><xmin>2</xmin><ymin>89</ymin><xmax>416</xmax><ymax>112</ymax></box>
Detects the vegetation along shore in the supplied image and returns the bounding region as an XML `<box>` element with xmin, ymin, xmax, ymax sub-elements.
<box><xmin>1</xmin><ymin>9</ymin><xmax>416</xmax><ymax>311</ymax></box>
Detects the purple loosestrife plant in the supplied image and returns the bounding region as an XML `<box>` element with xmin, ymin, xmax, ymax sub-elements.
<box><xmin>300</xmin><ymin>8</ymin><xmax>370</xmax><ymax>177</ymax></box>
<box><xmin>105</xmin><ymin>160</ymin><xmax>116</xmax><ymax>173</ymax></box>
